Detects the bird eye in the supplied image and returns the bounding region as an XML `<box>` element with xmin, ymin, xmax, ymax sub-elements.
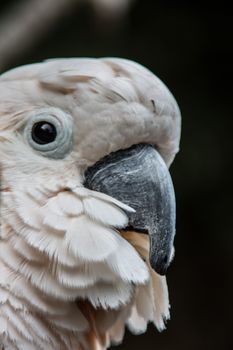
<box><xmin>25</xmin><ymin>108</ymin><xmax>73</xmax><ymax>159</ymax></box>
<box><xmin>32</xmin><ymin>121</ymin><xmax>57</xmax><ymax>145</ymax></box>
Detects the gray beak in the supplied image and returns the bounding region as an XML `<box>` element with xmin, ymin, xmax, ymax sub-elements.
<box><xmin>84</xmin><ymin>144</ymin><xmax>176</xmax><ymax>275</ymax></box>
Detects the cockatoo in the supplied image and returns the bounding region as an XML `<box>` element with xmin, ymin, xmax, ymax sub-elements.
<box><xmin>0</xmin><ymin>58</ymin><xmax>181</xmax><ymax>350</ymax></box>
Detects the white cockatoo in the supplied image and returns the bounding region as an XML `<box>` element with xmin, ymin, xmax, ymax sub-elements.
<box><xmin>0</xmin><ymin>58</ymin><xmax>181</xmax><ymax>350</ymax></box>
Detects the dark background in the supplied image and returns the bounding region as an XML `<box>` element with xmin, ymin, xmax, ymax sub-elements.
<box><xmin>0</xmin><ymin>1</ymin><xmax>232</xmax><ymax>349</ymax></box>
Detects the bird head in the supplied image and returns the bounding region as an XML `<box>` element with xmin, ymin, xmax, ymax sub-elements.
<box><xmin>0</xmin><ymin>58</ymin><xmax>181</xmax><ymax>278</ymax></box>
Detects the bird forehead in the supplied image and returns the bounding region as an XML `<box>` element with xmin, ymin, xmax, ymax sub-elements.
<box><xmin>0</xmin><ymin>58</ymin><xmax>181</xmax><ymax>167</ymax></box>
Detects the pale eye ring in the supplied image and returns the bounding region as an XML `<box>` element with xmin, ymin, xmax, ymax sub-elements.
<box><xmin>25</xmin><ymin>108</ymin><xmax>73</xmax><ymax>159</ymax></box>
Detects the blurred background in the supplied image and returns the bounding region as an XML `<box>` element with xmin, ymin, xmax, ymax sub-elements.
<box><xmin>0</xmin><ymin>1</ymin><xmax>232</xmax><ymax>349</ymax></box>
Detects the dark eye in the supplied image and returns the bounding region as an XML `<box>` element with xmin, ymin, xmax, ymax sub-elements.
<box><xmin>25</xmin><ymin>108</ymin><xmax>73</xmax><ymax>159</ymax></box>
<box><xmin>31</xmin><ymin>121</ymin><xmax>57</xmax><ymax>145</ymax></box>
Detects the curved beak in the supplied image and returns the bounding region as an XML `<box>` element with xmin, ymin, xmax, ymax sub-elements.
<box><xmin>84</xmin><ymin>144</ymin><xmax>176</xmax><ymax>275</ymax></box>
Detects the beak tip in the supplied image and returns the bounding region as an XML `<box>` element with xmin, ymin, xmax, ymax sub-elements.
<box><xmin>154</xmin><ymin>266</ymin><xmax>168</xmax><ymax>276</ymax></box>
<box><xmin>150</xmin><ymin>253</ymin><xmax>170</xmax><ymax>276</ymax></box>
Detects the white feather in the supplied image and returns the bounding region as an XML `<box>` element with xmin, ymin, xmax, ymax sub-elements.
<box><xmin>151</xmin><ymin>271</ymin><xmax>170</xmax><ymax>330</ymax></box>
<box><xmin>107</xmin><ymin>237</ymin><xmax>149</xmax><ymax>284</ymax></box>
<box><xmin>0</xmin><ymin>315</ymin><xmax>7</xmax><ymax>334</ymax></box>
<box><xmin>65</xmin><ymin>215</ymin><xmax>120</xmax><ymax>261</ymax></box>
<box><xmin>41</xmin><ymin>179</ymin><xmax>65</xmax><ymax>193</ymax></box>
<box><xmin>76</xmin><ymin>281</ymin><xmax>134</xmax><ymax>309</ymax></box>
<box><xmin>57</xmin><ymin>191</ymin><xmax>83</xmax><ymax>216</ymax></box>
<box><xmin>0</xmin><ymin>265</ymin><xmax>68</xmax><ymax>315</ymax></box>
<box><xmin>19</xmin><ymin>311</ymin><xmax>64</xmax><ymax>348</ymax></box>
<box><xmin>13</xmin><ymin>209</ymin><xmax>39</xmax><ymax>236</ymax></box>
<box><xmin>108</xmin><ymin>320</ymin><xmax>126</xmax><ymax>345</ymax></box>
<box><xmin>41</xmin><ymin>208</ymin><xmax>69</xmax><ymax>232</ymax></box>
<box><xmin>135</xmin><ymin>283</ymin><xmax>154</xmax><ymax>321</ymax></box>
<box><xmin>56</xmin><ymin>265</ymin><xmax>97</xmax><ymax>289</ymax></box>
<box><xmin>127</xmin><ymin>306</ymin><xmax>148</xmax><ymax>334</ymax></box>
<box><xmin>18</xmin><ymin>226</ymin><xmax>78</xmax><ymax>267</ymax></box>
<box><xmin>47</xmin><ymin>308</ymin><xmax>88</xmax><ymax>332</ymax></box>
<box><xmin>0</xmin><ymin>289</ymin><xmax>9</xmax><ymax>304</ymax></box>
<box><xmin>25</xmin><ymin>186</ymin><xmax>47</xmax><ymax>205</ymax></box>
<box><xmin>74</xmin><ymin>187</ymin><xmax>135</xmax><ymax>213</ymax></box>
<box><xmin>0</xmin><ymin>304</ymin><xmax>34</xmax><ymax>342</ymax></box>
<box><xmin>83</xmin><ymin>196</ymin><xmax>128</xmax><ymax>228</ymax></box>
<box><xmin>0</xmin><ymin>314</ymin><xmax>21</xmax><ymax>345</ymax></box>
<box><xmin>43</xmin><ymin>196</ymin><xmax>65</xmax><ymax>215</ymax></box>
<box><xmin>75</xmin><ymin>261</ymin><xmax>119</xmax><ymax>283</ymax></box>
<box><xmin>0</xmin><ymin>288</ymin><xmax>24</xmax><ymax>311</ymax></box>
<box><xmin>0</xmin><ymin>245</ymin><xmax>80</xmax><ymax>300</ymax></box>
<box><xmin>9</xmin><ymin>235</ymin><xmax>44</xmax><ymax>263</ymax></box>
